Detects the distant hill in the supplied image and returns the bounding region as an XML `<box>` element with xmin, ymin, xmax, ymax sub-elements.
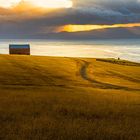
<box><xmin>0</xmin><ymin>27</ymin><xmax>140</xmax><ymax>39</ymax></box>
<box><xmin>45</xmin><ymin>27</ymin><xmax>140</xmax><ymax>40</ymax></box>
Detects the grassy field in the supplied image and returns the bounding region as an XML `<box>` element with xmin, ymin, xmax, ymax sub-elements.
<box><xmin>0</xmin><ymin>54</ymin><xmax>140</xmax><ymax>140</ymax></box>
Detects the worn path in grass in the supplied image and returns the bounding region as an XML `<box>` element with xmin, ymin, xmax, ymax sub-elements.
<box><xmin>79</xmin><ymin>59</ymin><xmax>140</xmax><ymax>91</ymax></box>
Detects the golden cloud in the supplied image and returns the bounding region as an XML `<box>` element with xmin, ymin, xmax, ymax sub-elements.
<box><xmin>57</xmin><ymin>23</ymin><xmax>140</xmax><ymax>32</ymax></box>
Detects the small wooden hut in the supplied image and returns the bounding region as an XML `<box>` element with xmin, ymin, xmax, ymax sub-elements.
<box><xmin>9</xmin><ymin>44</ymin><xmax>30</xmax><ymax>55</ymax></box>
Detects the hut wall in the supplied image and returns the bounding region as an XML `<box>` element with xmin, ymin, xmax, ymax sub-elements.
<box><xmin>9</xmin><ymin>46</ymin><xmax>30</xmax><ymax>55</ymax></box>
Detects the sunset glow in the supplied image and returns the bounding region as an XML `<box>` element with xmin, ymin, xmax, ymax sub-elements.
<box><xmin>0</xmin><ymin>0</ymin><xmax>73</xmax><ymax>8</ymax></box>
<box><xmin>0</xmin><ymin>0</ymin><xmax>20</xmax><ymax>8</ymax></box>
<box><xmin>27</xmin><ymin>0</ymin><xmax>73</xmax><ymax>8</ymax></box>
<box><xmin>58</xmin><ymin>23</ymin><xmax>140</xmax><ymax>32</ymax></box>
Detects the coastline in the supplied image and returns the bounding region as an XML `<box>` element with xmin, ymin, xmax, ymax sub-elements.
<box><xmin>0</xmin><ymin>39</ymin><xmax>140</xmax><ymax>63</ymax></box>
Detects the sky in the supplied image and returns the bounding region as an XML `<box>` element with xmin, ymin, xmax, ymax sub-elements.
<box><xmin>0</xmin><ymin>0</ymin><xmax>140</xmax><ymax>39</ymax></box>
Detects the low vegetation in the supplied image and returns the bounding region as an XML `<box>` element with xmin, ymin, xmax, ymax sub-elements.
<box><xmin>0</xmin><ymin>55</ymin><xmax>140</xmax><ymax>140</ymax></box>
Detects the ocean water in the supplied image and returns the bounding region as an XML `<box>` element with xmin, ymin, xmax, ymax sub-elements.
<box><xmin>0</xmin><ymin>39</ymin><xmax>140</xmax><ymax>62</ymax></box>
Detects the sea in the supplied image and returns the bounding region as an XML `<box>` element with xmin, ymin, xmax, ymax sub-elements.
<box><xmin>0</xmin><ymin>39</ymin><xmax>140</xmax><ymax>62</ymax></box>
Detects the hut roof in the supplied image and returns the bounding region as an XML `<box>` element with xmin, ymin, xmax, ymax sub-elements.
<box><xmin>9</xmin><ymin>44</ymin><xmax>30</xmax><ymax>49</ymax></box>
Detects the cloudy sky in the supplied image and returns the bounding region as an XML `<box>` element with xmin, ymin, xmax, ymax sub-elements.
<box><xmin>0</xmin><ymin>0</ymin><xmax>140</xmax><ymax>38</ymax></box>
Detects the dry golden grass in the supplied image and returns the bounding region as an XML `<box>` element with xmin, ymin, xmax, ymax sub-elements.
<box><xmin>0</xmin><ymin>55</ymin><xmax>140</xmax><ymax>140</ymax></box>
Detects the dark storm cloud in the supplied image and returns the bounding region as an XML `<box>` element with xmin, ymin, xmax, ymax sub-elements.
<box><xmin>71</xmin><ymin>0</ymin><xmax>140</xmax><ymax>24</ymax></box>
<box><xmin>0</xmin><ymin>0</ymin><xmax>140</xmax><ymax>38</ymax></box>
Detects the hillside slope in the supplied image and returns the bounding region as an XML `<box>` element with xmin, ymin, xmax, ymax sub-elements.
<box><xmin>0</xmin><ymin>55</ymin><xmax>140</xmax><ymax>140</ymax></box>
